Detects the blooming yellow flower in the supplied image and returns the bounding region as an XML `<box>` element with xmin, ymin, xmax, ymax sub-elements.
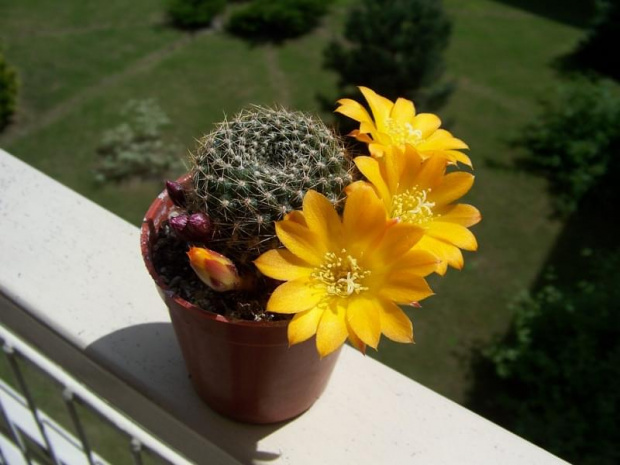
<box><xmin>254</xmin><ymin>185</ymin><xmax>439</xmax><ymax>357</ymax></box>
<box><xmin>351</xmin><ymin>145</ymin><xmax>481</xmax><ymax>275</ymax></box>
<box><xmin>336</xmin><ymin>86</ymin><xmax>472</xmax><ymax>167</ymax></box>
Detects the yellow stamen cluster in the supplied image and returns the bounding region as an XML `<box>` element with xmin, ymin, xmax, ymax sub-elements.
<box><xmin>391</xmin><ymin>187</ymin><xmax>436</xmax><ymax>225</ymax></box>
<box><xmin>311</xmin><ymin>249</ymin><xmax>371</xmax><ymax>298</ymax></box>
<box><xmin>386</xmin><ymin>118</ymin><xmax>423</xmax><ymax>146</ymax></box>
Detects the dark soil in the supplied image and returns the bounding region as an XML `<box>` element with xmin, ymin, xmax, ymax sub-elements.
<box><xmin>151</xmin><ymin>221</ymin><xmax>290</xmax><ymax>322</ymax></box>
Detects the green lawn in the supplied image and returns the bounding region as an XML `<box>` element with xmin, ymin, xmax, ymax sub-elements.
<box><xmin>0</xmin><ymin>0</ymin><xmax>585</xmax><ymax>407</ymax></box>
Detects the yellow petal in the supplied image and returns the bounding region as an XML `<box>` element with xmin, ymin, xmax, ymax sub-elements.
<box><xmin>335</xmin><ymin>98</ymin><xmax>374</xmax><ymax>124</ymax></box>
<box><xmin>302</xmin><ymin>190</ymin><xmax>342</xmax><ymax>249</ymax></box>
<box><xmin>370</xmin><ymin>222</ymin><xmax>425</xmax><ymax>266</ymax></box>
<box><xmin>413</xmin><ymin>155</ymin><xmax>448</xmax><ymax>192</ymax></box>
<box><xmin>267</xmin><ymin>279</ymin><xmax>323</xmax><ymax>314</ymax></box>
<box><xmin>429</xmin><ymin>172</ymin><xmax>474</xmax><ymax>206</ymax></box>
<box><xmin>379</xmin><ymin>299</ymin><xmax>414</xmax><ymax>343</ymax></box>
<box><xmin>343</xmin><ymin>182</ymin><xmax>387</xmax><ymax>254</ymax></box>
<box><xmin>434</xmin><ymin>204</ymin><xmax>481</xmax><ymax>227</ymax></box>
<box><xmin>346</xmin><ymin>297</ymin><xmax>381</xmax><ymax>349</ymax></box>
<box><xmin>426</xmin><ymin>222</ymin><xmax>478</xmax><ymax>251</ymax></box>
<box><xmin>412</xmin><ymin>113</ymin><xmax>441</xmax><ymax>138</ymax></box>
<box><xmin>415</xmin><ymin>235</ymin><xmax>464</xmax><ymax>275</ymax></box>
<box><xmin>275</xmin><ymin>219</ymin><xmax>325</xmax><ymax>266</ymax></box>
<box><xmin>443</xmin><ymin>149</ymin><xmax>473</xmax><ymax>167</ymax></box>
<box><xmin>390</xmin><ymin>97</ymin><xmax>416</xmax><ymax>123</ymax></box>
<box><xmin>316</xmin><ymin>301</ymin><xmax>348</xmax><ymax>358</ymax></box>
<box><xmin>254</xmin><ymin>249</ymin><xmax>313</xmax><ymax>281</ymax></box>
<box><xmin>284</xmin><ymin>210</ymin><xmax>307</xmax><ymax>227</ymax></box>
<box><xmin>346</xmin><ymin>318</ymin><xmax>367</xmax><ymax>354</ymax></box>
<box><xmin>288</xmin><ymin>307</ymin><xmax>324</xmax><ymax>345</ymax></box>
<box><xmin>392</xmin><ymin>249</ymin><xmax>441</xmax><ymax>277</ymax></box>
<box><xmin>379</xmin><ymin>273</ymin><xmax>434</xmax><ymax>304</ymax></box>
<box><xmin>359</xmin><ymin>86</ymin><xmax>393</xmax><ymax>132</ymax></box>
<box><xmin>354</xmin><ymin>156</ymin><xmax>391</xmax><ymax>202</ymax></box>
<box><xmin>418</xmin><ymin>129</ymin><xmax>469</xmax><ymax>151</ymax></box>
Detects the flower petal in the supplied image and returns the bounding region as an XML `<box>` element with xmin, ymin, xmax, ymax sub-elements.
<box><xmin>426</xmin><ymin>222</ymin><xmax>478</xmax><ymax>251</ymax></box>
<box><xmin>343</xmin><ymin>182</ymin><xmax>387</xmax><ymax>254</ymax></box>
<box><xmin>347</xmin><ymin>296</ymin><xmax>381</xmax><ymax>349</ymax></box>
<box><xmin>370</xmin><ymin>222</ymin><xmax>425</xmax><ymax>266</ymax></box>
<box><xmin>434</xmin><ymin>204</ymin><xmax>481</xmax><ymax>227</ymax></box>
<box><xmin>316</xmin><ymin>301</ymin><xmax>348</xmax><ymax>358</ymax></box>
<box><xmin>335</xmin><ymin>98</ymin><xmax>374</xmax><ymax>124</ymax></box>
<box><xmin>414</xmin><ymin>155</ymin><xmax>448</xmax><ymax>192</ymax></box>
<box><xmin>303</xmin><ymin>190</ymin><xmax>342</xmax><ymax>250</ymax></box>
<box><xmin>379</xmin><ymin>299</ymin><xmax>414</xmax><ymax>343</ymax></box>
<box><xmin>418</xmin><ymin>129</ymin><xmax>469</xmax><ymax>150</ymax></box>
<box><xmin>267</xmin><ymin>279</ymin><xmax>322</xmax><ymax>314</ymax></box>
<box><xmin>288</xmin><ymin>307</ymin><xmax>324</xmax><ymax>345</ymax></box>
<box><xmin>254</xmin><ymin>249</ymin><xmax>313</xmax><ymax>281</ymax></box>
<box><xmin>390</xmin><ymin>97</ymin><xmax>416</xmax><ymax>122</ymax></box>
<box><xmin>415</xmin><ymin>235</ymin><xmax>464</xmax><ymax>275</ymax></box>
<box><xmin>354</xmin><ymin>156</ymin><xmax>391</xmax><ymax>202</ymax></box>
<box><xmin>412</xmin><ymin>113</ymin><xmax>441</xmax><ymax>138</ymax></box>
<box><xmin>379</xmin><ymin>272</ymin><xmax>434</xmax><ymax>304</ymax></box>
<box><xmin>392</xmin><ymin>249</ymin><xmax>441</xmax><ymax>277</ymax></box>
<box><xmin>275</xmin><ymin>218</ymin><xmax>325</xmax><ymax>266</ymax></box>
<box><xmin>359</xmin><ymin>86</ymin><xmax>393</xmax><ymax>132</ymax></box>
<box><xmin>428</xmin><ymin>172</ymin><xmax>475</xmax><ymax>205</ymax></box>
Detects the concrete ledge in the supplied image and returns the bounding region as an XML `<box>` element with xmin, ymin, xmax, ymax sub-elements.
<box><xmin>0</xmin><ymin>149</ymin><xmax>568</xmax><ymax>464</ymax></box>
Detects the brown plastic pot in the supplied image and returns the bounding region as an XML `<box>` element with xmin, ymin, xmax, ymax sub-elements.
<box><xmin>140</xmin><ymin>183</ymin><xmax>341</xmax><ymax>424</ymax></box>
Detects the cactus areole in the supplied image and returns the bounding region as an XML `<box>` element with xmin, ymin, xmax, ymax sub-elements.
<box><xmin>189</xmin><ymin>106</ymin><xmax>354</xmax><ymax>264</ymax></box>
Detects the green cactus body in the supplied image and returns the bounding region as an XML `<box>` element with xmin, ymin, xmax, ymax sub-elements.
<box><xmin>189</xmin><ymin>106</ymin><xmax>354</xmax><ymax>264</ymax></box>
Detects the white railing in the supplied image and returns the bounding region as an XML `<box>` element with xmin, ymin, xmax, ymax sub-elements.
<box><xmin>0</xmin><ymin>148</ymin><xmax>569</xmax><ymax>465</ymax></box>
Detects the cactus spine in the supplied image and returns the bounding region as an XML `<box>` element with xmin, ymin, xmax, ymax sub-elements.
<box><xmin>189</xmin><ymin>105</ymin><xmax>354</xmax><ymax>263</ymax></box>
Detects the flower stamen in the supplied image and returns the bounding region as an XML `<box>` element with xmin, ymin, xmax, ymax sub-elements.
<box><xmin>312</xmin><ymin>249</ymin><xmax>371</xmax><ymax>298</ymax></box>
<box><xmin>386</xmin><ymin>118</ymin><xmax>423</xmax><ymax>146</ymax></box>
<box><xmin>391</xmin><ymin>186</ymin><xmax>436</xmax><ymax>224</ymax></box>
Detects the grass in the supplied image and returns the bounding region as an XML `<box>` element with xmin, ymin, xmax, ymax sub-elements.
<box><xmin>0</xmin><ymin>0</ymin><xmax>588</xmax><ymax>408</ymax></box>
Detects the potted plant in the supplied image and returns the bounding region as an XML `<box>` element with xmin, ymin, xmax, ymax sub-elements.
<box><xmin>140</xmin><ymin>87</ymin><xmax>481</xmax><ymax>424</ymax></box>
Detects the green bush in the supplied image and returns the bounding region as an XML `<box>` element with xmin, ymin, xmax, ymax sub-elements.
<box><xmin>0</xmin><ymin>48</ymin><xmax>19</xmax><ymax>132</ymax></box>
<box><xmin>226</xmin><ymin>0</ymin><xmax>329</xmax><ymax>42</ymax></box>
<box><xmin>515</xmin><ymin>78</ymin><xmax>620</xmax><ymax>215</ymax></box>
<box><xmin>483</xmin><ymin>252</ymin><xmax>620</xmax><ymax>465</ymax></box>
<box><xmin>324</xmin><ymin>0</ymin><xmax>452</xmax><ymax>111</ymax></box>
<box><xmin>167</xmin><ymin>0</ymin><xmax>226</xmax><ymax>30</ymax></box>
<box><xmin>94</xmin><ymin>99</ymin><xmax>183</xmax><ymax>183</ymax></box>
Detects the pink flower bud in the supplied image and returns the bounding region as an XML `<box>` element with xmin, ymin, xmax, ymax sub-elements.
<box><xmin>186</xmin><ymin>213</ymin><xmax>211</xmax><ymax>242</ymax></box>
<box><xmin>187</xmin><ymin>247</ymin><xmax>242</xmax><ymax>292</ymax></box>
<box><xmin>165</xmin><ymin>180</ymin><xmax>187</xmax><ymax>208</ymax></box>
<box><xmin>169</xmin><ymin>214</ymin><xmax>189</xmax><ymax>236</ymax></box>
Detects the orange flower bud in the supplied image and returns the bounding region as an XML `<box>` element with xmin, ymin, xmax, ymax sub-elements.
<box><xmin>187</xmin><ymin>247</ymin><xmax>242</xmax><ymax>292</ymax></box>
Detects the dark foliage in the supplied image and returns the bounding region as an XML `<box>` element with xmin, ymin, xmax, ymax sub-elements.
<box><xmin>0</xmin><ymin>48</ymin><xmax>19</xmax><ymax>132</ymax></box>
<box><xmin>471</xmin><ymin>250</ymin><xmax>620</xmax><ymax>465</ymax></box>
<box><xmin>324</xmin><ymin>0</ymin><xmax>453</xmax><ymax>111</ymax></box>
<box><xmin>514</xmin><ymin>77</ymin><xmax>620</xmax><ymax>215</ymax></box>
<box><xmin>566</xmin><ymin>0</ymin><xmax>620</xmax><ymax>80</ymax></box>
<box><xmin>167</xmin><ymin>0</ymin><xmax>226</xmax><ymax>30</ymax></box>
<box><xmin>226</xmin><ymin>0</ymin><xmax>329</xmax><ymax>42</ymax></box>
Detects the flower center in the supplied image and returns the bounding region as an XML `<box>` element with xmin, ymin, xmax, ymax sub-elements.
<box><xmin>391</xmin><ymin>187</ymin><xmax>436</xmax><ymax>224</ymax></box>
<box><xmin>311</xmin><ymin>249</ymin><xmax>371</xmax><ymax>298</ymax></box>
<box><xmin>386</xmin><ymin>119</ymin><xmax>423</xmax><ymax>146</ymax></box>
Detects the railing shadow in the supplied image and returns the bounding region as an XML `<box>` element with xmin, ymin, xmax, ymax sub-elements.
<box><xmin>86</xmin><ymin>322</ymin><xmax>287</xmax><ymax>464</ymax></box>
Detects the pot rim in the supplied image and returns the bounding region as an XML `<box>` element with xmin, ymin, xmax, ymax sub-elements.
<box><xmin>140</xmin><ymin>181</ymin><xmax>290</xmax><ymax>330</ymax></box>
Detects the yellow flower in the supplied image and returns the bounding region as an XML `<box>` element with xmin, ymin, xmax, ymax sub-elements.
<box><xmin>254</xmin><ymin>185</ymin><xmax>439</xmax><ymax>358</ymax></box>
<box><xmin>351</xmin><ymin>145</ymin><xmax>481</xmax><ymax>275</ymax></box>
<box><xmin>336</xmin><ymin>86</ymin><xmax>472</xmax><ymax>167</ymax></box>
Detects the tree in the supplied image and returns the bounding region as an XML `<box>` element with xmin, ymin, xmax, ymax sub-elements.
<box><xmin>324</xmin><ymin>0</ymin><xmax>453</xmax><ymax>111</ymax></box>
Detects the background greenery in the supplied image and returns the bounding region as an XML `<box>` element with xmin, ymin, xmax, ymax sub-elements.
<box><xmin>1</xmin><ymin>0</ymin><xmax>616</xmax><ymax>463</ymax></box>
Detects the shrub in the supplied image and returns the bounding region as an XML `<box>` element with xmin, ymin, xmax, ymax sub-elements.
<box><xmin>167</xmin><ymin>0</ymin><xmax>226</xmax><ymax>30</ymax></box>
<box><xmin>569</xmin><ymin>0</ymin><xmax>620</xmax><ymax>80</ymax></box>
<box><xmin>226</xmin><ymin>0</ymin><xmax>329</xmax><ymax>42</ymax></box>
<box><xmin>483</xmin><ymin>251</ymin><xmax>620</xmax><ymax>465</ymax></box>
<box><xmin>0</xmin><ymin>48</ymin><xmax>19</xmax><ymax>132</ymax></box>
<box><xmin>514</xmin><ymin>78</ymin><xmax>620</xmax><ymax>215</ymax></box>
<box><xmin>94</xmin><ymin>99</ymin><xmax>183</xmax><ymax>183</ymax></box>
<box><xmin>324</xmin><ymin>0</ymin><xmax>452</xmax><ymax>111</ymax></box>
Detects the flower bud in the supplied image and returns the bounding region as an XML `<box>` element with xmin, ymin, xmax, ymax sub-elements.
<box><xmin>165</xmin><ymin>180</ymin><xmax>187</xmax><ymax>208</ymax></box>
<box><xmin>186</xmin><ymin>213</ymin><xmax>211</xmax><ymax>242</ymax></box>
<box><xmin>187</xmin><ymin>247</ymin><xmax>242</xmax><ymax>292</ymax></box>
<box><xmin>169</xmin><ymin>214</ymin><xmax>189</xmax><ymax>236</ymax></box>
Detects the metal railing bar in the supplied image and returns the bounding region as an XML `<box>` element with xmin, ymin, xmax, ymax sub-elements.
<box><xmin>0</xmin><ymin>325</ymin><xmax>193</xmax><ymax>465</ymax></box>
<box><xmin>2</xmin><ymin>343</ymin><xmax>58</xmax><ymax>465</ymax></box>
<box><xmin>62</xmin><ymin>388</ymin><xmax>95</xmax><ymax>465</ymax></box>
<box><xmin>130</xmin><ymin>438</ymin><xmax>144</xmax><ymax>465</ymax></box>
<box><xmin>0</xmin><ymin>392</ymin><xmax>33</xmax><ymax>465</ymax></box>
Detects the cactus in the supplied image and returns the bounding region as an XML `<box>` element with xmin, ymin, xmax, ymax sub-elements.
<box><xmin>189</xmin><ymin>105</ymin><xmax>354</xmax><ymax>263</ymax></box>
